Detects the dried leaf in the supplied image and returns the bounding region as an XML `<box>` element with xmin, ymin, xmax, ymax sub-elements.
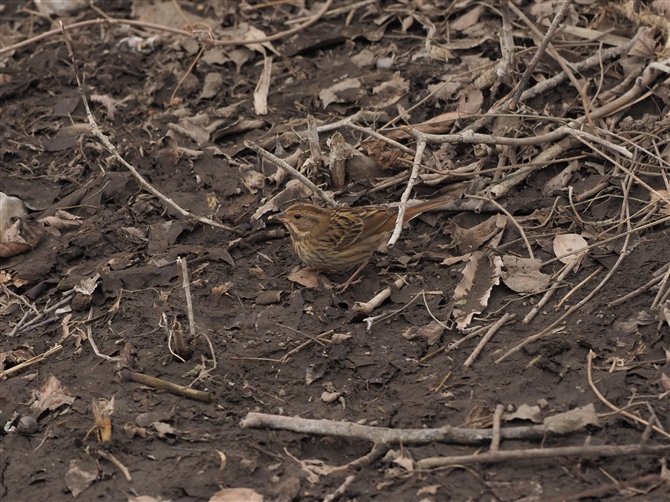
<box><xmin>319</xmin><ymin>78</ymin><xmax>361</xmax><ymax>108</ymax></box>
<box><xmin>65</xmin><ymin>458</ymin><xmax>98</xmax><ymax>498</ymax></box>
<box><xmin>553</xmin><ymin>233</ymin><xmax>588</xmax><ymax>267</ymax></box>
<box><xmin>371</xmin><ymin>73</ymin><xmax>410</xmax><ymax>109</ymax></box>
<box><xmin>402</xmin><ymin>321</ymin><xmax>444</xmax><ymax>345</ymax></box>
<box><xmin>501</xmin><ymin>256</ymin><xmax>550</xmax><ymax>294</ymax></box>
<box><xmin>287</xmin><ymin>268</ymin><xmax>331</xmax><ymax>289</ymax></box>
<box><xmin>503</xmin><ymin>404</ymin><xmax>542</xmax><ymax>423</ymax></box>
<box><xmin>200</xmin><ymin>72</ymin><xmax>224</xmax><ymax>100</ymax></box>
<box><xmin>543</xmin><ymin>403</ymin><xmax>601</xmax><ymax>433</ymax></box>
<box><xmin>30</xmin><ymin>375</ymin><xmax>76</xmax><ymax>416</ymax></box>
<box><xmin>453</xmin><ymin>252</ymin><xmax>502</xmax><ymax>330</ymax></box>
<box><xmin>209</xmin><ymin>488</ymin><xmax>263</xmax><ymax>502</ymax></box>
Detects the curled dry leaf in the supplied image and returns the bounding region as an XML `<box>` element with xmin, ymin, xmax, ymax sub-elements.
<box><xmin>660</xmin><ymin>302</ymin><xmax>670</xmax><ymax>330</ymax></box>
<box><xmin>453</xmin><ymin>251</ymin><xmax>503</xmax><ymax>330</ymax></box>
<box><xmin>402</xmin><ymin>320</ymin><xmax>444</xmax><ymax>345</ymax></box>
<box><xmin>240</xmin><ymin>167</ymin><xmax>266</xmax><ymax>194</ymax></box>
<box><xmin>30</xmin><ymin>374</ymin><xmax>76</xmax><ymax>416</ymax></box>
<box><xmin>0</xmin><ymin>192</ymin><xmax>28</xmax><ymax>235</ymax></box>
<box><xmin>321</xmin><ymin>391</ymin><xmax>342</xmax><ymax>403</ymax></box>
<box><xmin>444</xmin><ymin>214</ymin><xmax>506</xmax><ymax>255</ymax></box>
<box><xmin>361</xmin><ymin>138</ymin><xmax>403</xmax><ymax>170</ymax></box>
<box><xmin>74</xmin><ymin>273</ymin><xmax>101</xmax><ymax>296</ymax></box>
<box><xmin>40</xmin><ymin>209</ymin><xmax>83</xmax><ymax>231</ymax></box>
<box><xmin>328</xmin><ymin>131</ymin><xmax>348</xmax><ymax>188</ymax></box>
<box><xmin>0</xmin><ymin>218</ymin><xmax>45</xmax><ymax>258</ymax></box>
<box><xmin>251</xmin><ymin>179</ymin><xmax>313</xmax><ymax>221</ymax></box>
<box><xmin>287</xmin><ymin>268</ymin><xmax>332</xmax><ymax>289</ymax></box>
<box><xmin>211</xmin><ymin>282</ymin><xmax>234</xmax><ymax>296</ymax></box>
<box><xmin>628</xmin><ymin>25</ymin><xmax>659</xmax><ymax>58</ymax></box>
<box><xmin>90</xmin><ymin>94</ymin><xmax>118</xmax><ymax>120</ymax></box>
<box><xmin>659</xmin><ymin>372</ymin><xmax>670</xmax><ymax>392</ymax></box>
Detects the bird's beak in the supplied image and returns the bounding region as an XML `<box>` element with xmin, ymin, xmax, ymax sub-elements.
<box><xmin>270</xmin><ymin>211</ymin><xmax>287</xmax><ymax>222</ymax></box>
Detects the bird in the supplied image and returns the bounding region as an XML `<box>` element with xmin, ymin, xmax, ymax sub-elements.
<box><xmin>271</xmin><ymin>199</ymin><xmax>447</xmax><ymax>292</ymax></box>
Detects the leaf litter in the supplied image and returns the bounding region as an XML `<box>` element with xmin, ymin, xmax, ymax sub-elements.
<box><xmin>2</xmin><ymin>0</ymin><xmax>670</xmax><ymax>500</ymax></box>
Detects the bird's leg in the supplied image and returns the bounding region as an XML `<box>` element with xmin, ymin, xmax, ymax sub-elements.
<box><xmin>333</xmin><ymin>261</ymin><xmax>369</xmax><ymax>293</ymax></box>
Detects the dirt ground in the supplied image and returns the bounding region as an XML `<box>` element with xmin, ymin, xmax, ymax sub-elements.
<box><xmin>2</xmin><ymin>0</ymin><xmax>670</xmax><ymax>501</ymax></box>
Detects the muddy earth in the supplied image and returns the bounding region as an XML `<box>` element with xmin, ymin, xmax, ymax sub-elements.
<box><xmin>2</xmin><ymin>1</ymin><xmax>670</xmax><ymax>501</ymax></box>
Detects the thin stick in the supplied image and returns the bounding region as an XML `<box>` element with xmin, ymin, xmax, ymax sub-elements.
<box><xmin>278</xmin><ymin>330</ymin><xmax>333</xmax><ymax>364</ymax></box>
<box><xmin>587</xmin><ymin>350</ymin><xmax>670</xmax><ymax>440</ymax></box>
<box><xmin>509</xmin><ymin>0</ymin><xmax>573</xmax><ymax>109</ymax></box>
<box><xmin>59</xmin><ymin>22</ymin><xmax>244</xmax><ymax>236</ymax></box>
<box><xmin>17</xmin><ymin>290</ymin><xmax>75</xmax><ymax>334</ymax></box>
<box><xmin>353</xmin><ymin>276</ymin><xmax>406</xmax><ymax>314</ymax></box>
<box><xmin>522</xmin><ymin>262</ymin><xmax>572</xmax><ymax>325</ymax></box>
<box><xmin>420</xmin><ymin>322</ymin><xmax>503</xmax><ymax>362</ymax></box>
<box><xmin>463</xmin><ymin>313</ymin><xmax>515</xmax><ymax>368</ymax></box>
<box><xmin>86</xmin><ymin>308</ymin><xmax>120</xmax><ymax>362</ymax></box>
<box><xmin>306</xmin><ymin>115</ymin><xmax>323</xmax><ymax>169</ymax></box>
<box><xmin>490</xmin><ymin>404</ymin><xmax>504</xmax><ymax>452</ymax></box>
<box><xmin>344</xmin><ymin>121</ymin><xmax>415</xmax><ymax>155</ymax></box>
<box><xmin>241</xmin><ymin>411</ymin><xmax>594</xmax><ymax>445</ymax></box>
<box><xmin>467</xmin><ymin>194</ymin><xmax>534</xmax><ymax>259</ymax></box>
<box><xmin>417</xmin><ymin>443</ymin><xmax>670</xmax><ymax>469</ymax></box>
<box><xmin>498</xmin><ymin>0</ymin><xmax>516</xmax><ymax>73</ymax></box>
<box><xmin>388</xmin><ymin>138</ymin><xmax>427</xmax><ymax>247</ymax></box>
<box><xmin>464</xmin><ymin>29</ymin><xmax>643</xmax><ymax>134</ymax></box>
<box><xmin>244</xmin><ymin>140</ymin><xmax>336</xmax><ymax>207</ymax></box>
<box><xmin>650</xmin><ymin>265</ymin><xmax>670</xmax><ymax>310</ymax></box>
<box><xmin>499</xmin><ymin>226</ymin><xmax>632</xmax><ymax>363</ymax></box>
<box><xmin>188</xmin><ymin>332</ymin><xmax>217</xmax><ymax>388</ymax></box>
<box><xmin>555</xmin><ymin>266</ymin><xmax>604</xmax><ymax>311</ymax></box>
<box><xmin>608</xmin><ymin>273</ymin><xmax>665</xmax><ymax>307</ymax></box>
<box><xmin>163</xmin><ymin>313</ymin><xmax>186</xmax><ymax>363</ymax></box>
<box><xmin>323</xmin><ymin>475</ymin><xmax>356</xmax><ymax>502</ymax></box>
<box><xmin>118</xmin><ymin>370</ymin><xmax>215</xmax><ymax>402</ymax></box>
<box><xmin>97</xmin><ymin>450</ymin><xmax>132</xmax><ymax>482</ymax></box>
<box><xmin>0</xmin><ymin>344</ymin><xmax>63</xmax><ymax>379</ymax></box>
<box><xmin>178</xmin><ymin>257</ymin><xmax>196</xmax><ymax>339</ymax></box>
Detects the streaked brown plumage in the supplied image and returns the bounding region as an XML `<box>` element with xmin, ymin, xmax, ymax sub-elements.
<box><xmin>272</xmin><ymin>199</ymin><xmax>447</xmax><ymax>290</ymax></box>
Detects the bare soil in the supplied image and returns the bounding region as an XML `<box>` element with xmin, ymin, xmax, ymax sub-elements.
<box><xmin>2</xmin><ymin>1</ymin><xmax>670</xmax><ymax>501</ymax></box>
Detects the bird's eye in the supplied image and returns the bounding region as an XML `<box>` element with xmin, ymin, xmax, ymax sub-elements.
<box><xmin>293</xmin><ymin>214</ymin><xmax>302</xmax><ymax>220</ymax></box>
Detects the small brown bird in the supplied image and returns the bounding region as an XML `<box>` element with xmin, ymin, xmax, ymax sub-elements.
<box><xmin>272</xmin><ymin>199</ymin><xmax>447</xmax><ymax>291</ymax></box>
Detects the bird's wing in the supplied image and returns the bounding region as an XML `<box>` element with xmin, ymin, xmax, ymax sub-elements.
<box><xmin>330</xmin><ymin>207</ymin><xmax>394</xmax><ymax>251</ymax></box>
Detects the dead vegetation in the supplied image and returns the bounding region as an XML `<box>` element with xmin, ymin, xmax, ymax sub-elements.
<box><xmin>2</xmin><ymin>0</ymin><xmax>670</xmax><ymax>500</ymax></box>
